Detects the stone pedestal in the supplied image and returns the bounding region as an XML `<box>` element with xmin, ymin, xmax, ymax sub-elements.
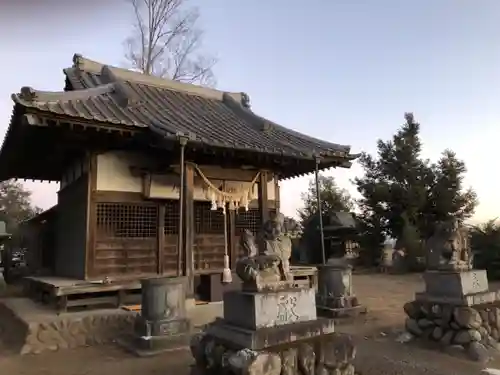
<box><xmin>190</xmin><ymin>285</ymin><xmax>357</xmax><ymax>375</ymax></box>
<box><xmin>118</xmin><ymin>277</ymin><xmax>191</xmax><ymax>357</ymax></box>
<box><xmin>416</xmin><ymin>269</ymin><xmax>491</xmax><ymax>306</ymax></box>
<box><xmin>423</xmin><ymin>269</ymin><xmax>488</xmax><ymax>297</ymax></box>
<box><xmin>403</xmin><ymin>269</ymin><xmax>500</xmax><ymax>362</ymax></box>
<box><xmin>223</xmin><ymin>288</ymin><xmax>316</xmax><ymax>330</ymax></box>
<box><xmin>316</xmin><ymin>262</ymin><xmax>367</xmax><ymax>318</ymax></box>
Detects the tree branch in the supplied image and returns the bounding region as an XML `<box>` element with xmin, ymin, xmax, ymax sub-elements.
<box><xmin>123</xmin><ymin>0</ymin><xmax>217</xmax><ymax>87</ymax></box>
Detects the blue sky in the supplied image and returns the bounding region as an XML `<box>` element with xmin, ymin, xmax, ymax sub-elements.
<box><xmin>1</xmin><ymin>0</ymin><xmax>499</xmax><ymax>223</ymax></box>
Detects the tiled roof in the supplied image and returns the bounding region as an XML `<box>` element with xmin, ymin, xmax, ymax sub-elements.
<box><xmin>11</xmin><ymin>54</ymin><xmax>355</xmax><ymax>161</ymax></box>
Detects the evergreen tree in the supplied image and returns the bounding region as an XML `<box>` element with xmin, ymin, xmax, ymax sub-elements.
<box><xmin>297</xmin><ymin>175</ymin><xmax>352</xmax><ymax>226</ymax></box>
<box><xmin>355</xmin><ymin>113</ymin><xmax>432</xmax><ymax>240</ymax></box>
<box><xmin>428</xmin><ymin>150</ymin><xmax>477</xmax><ymax>224</ymax></box>
<box><xmin>355</xmin><ymin>113</ymin><xmax>477</xmax><ymax>265</ymax></box>
<box><xmin>297</xmin><ymin>175</ymin><xmax>353</xmax><ymax>263</ymax></box>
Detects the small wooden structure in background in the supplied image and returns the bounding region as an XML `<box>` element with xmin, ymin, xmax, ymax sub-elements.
<box><xmin>322</xmin><ymin>212</ymin><xmax>359</xmax><ymax>259</ymax></box>
<box><xmin>0</xmin><ymin>54</ymin><xmax>356</xmax><ymax>312</ymax></box>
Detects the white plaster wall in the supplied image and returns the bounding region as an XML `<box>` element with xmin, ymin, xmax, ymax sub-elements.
<box><xmin>96</xmin><ymin>151</ymin><xmax>143</xmax><ymax>193</ymax></box>
<box><xmin>95</xmin><ymin>151</ymin><xmax>277</xmax><ymax>201</ymax></box>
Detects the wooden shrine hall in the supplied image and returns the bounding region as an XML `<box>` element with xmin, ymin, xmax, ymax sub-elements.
<box><xmin>0</xmin><ymin>54</ymin><xmax>356</xmax><ymax>311</ymax></box>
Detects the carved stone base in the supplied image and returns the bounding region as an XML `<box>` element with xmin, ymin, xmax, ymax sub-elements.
<box><xmin>191</xmin><ymin>329</ymin><xmax>356</xmax><ymax>375</ymax></box>
<box><xmin>423</xmin><ymin>270</ymin><xmax>489</xmax><ymax>298</ymax></box>
<box><xmin>118</xmin><ymin>332</ymin><xmax>191</xmax><ymax>357</ymax></box>
<box><xmin>318</xmin><ymin>304</ymin><xmax>368</xmax><ymax>319</ymax></box>
<box><xmin>204</xmin><ymin>317</ymin><xmax>335</xmax><ymax>351</ymax></box>
<box><xmin>134</xmin><ymin>316</ymin><xmax>191</xmax><ymax>337</ymax></box>
<box><xmin>118</xmin><ymin>317</ymin><xmax>191</xmax><ymax>357</ymax></box>
<box><xmin>316</xmin><ymin>295</ymin><xmax>360</xmax><ymax>309</ymax></box>
<box><xmin>223</xmin><ymin>289</ymin><xmax>317</xmax><ymax>330</ymax></box>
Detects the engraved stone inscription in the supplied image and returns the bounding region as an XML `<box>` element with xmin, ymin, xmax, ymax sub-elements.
<box><xmin>159</xmin><ymin>321</ymin><xmax>181</xmax><ymax>336</ymax></box>
<box><xmin>276</xmin><ymin>295</ymin><xmax>299</xmax><ymax>323</ymax></box>
<box><xmin>471</xmin><ymin>271</ymin><xmax>481</xmax><ymax>290</ymax></box>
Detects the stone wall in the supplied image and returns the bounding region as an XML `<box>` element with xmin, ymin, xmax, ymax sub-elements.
<box><xmin>191</xmin><ymin>331</ymin><xmax>356</xmax><ymax>375</ymax></box>
<box><xmin>0</xmin><ymin>302</ymin><xmax>137</xmax><ymax>355</ymax></box>
<box><xmin>21</xmin><ymin>313</ymin><xmax>136</xmax><ymax>354</ymax></box>
<box><xmin>404</xmin><ymin>300</ymin><xmax>500</xmax><ymax>360</ymax></box>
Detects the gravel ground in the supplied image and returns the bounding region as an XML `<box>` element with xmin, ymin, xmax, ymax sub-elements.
<box><xmin>0</xmin><ymin>272</ymin><xmax>498</xmax><ymax>375</ymax></box>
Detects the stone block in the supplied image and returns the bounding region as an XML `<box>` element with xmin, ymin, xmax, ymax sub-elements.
<box><xmin>119</xmin><ymin>317</ymin><xmax>191</xmax><ymax>357</ymax></box>
<box><xmin>205</xmin><ymin>317</ymin><xmax>335</xmax><ymax>350</ymax></box>
<box><xmin>118</xmin><ymin>332</ymin><xmax>191</xmax><ymax>357</ymax></box>
<box><xmin>317</xmin><ymin>264</ymin><xmax>353</xmax><ymax>299</ymax></box>
<box><xmin>140</xmin><ymin>276</ymin><xmax>187</xmax><ymax>321</ymax></box>
<box><xmin>415</xmin><ymin>290</ymin><xmax>498</xmax><ymax>306</ymax></box>
<box><xmin>134</xmin><ymin>316</ymin><xmax>190</xmax><ymax>337</ymax></box>
<box><xmin>317</xmin><ymin>304</ymin><xmax>367</xmax><ymax>319</ymax></box>
<box><xmin>223</xmin><ymin>288</ymin><xmax>316</xmax><ymax>330</ymax></box>
<box><xmin>423</xmin><ymin>270</ymin><xmax>488</xmax><ymax>298</ymax></box>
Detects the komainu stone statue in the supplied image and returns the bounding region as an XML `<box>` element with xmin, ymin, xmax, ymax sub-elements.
<box><xmin>426</xmin><ymin>219</ymin><xmax>472</xmax><ymax>271</ymax></box>
<box><xmin>236</xmin><ymin>212</ymin><xmax>293</xmax><ymax>292</ymax></box>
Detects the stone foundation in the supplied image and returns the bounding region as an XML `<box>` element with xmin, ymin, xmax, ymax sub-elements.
<box><xmin>0</xmin><ymin>298</ymin><xmax>136</xmax><ymax>355</ymax></box>
<box><xmin>22</xmin><ymin>312</ymin><xmax>136</xmax><ymax>354</ymax></box>
<box><xmin>191</xmin><ymin>329</ymin><xmax>356</xmax><ymax>375</ymax></box>
<box><xmin>317</xmin><ymin>296</ymin><xmax>367</xmax><ymax>319</ymax></box>
<box><xmin>403</xmin><ymin>300</ymin><xmax>500</xmax><ymax>361</ymax></box>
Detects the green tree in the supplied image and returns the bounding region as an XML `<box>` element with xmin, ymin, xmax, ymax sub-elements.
<box><xmin>427</xmin><ymin>150</ymin><xmax>477</xmax><ymax>225</ymax></box>
<box><xmin>297</xmin><ymin>175</ymin><xmax>353</xmax><ymax>264</ymax></box>
<box><xmin>470</xmin><ymin>219</ymin><xmax>500</xmax><ymax>278</ymax></box>
<box><xmin>0</xmin><ymin>180</ymin><xmax>41</xmax><ymax>233</ymax></box>
<box><xmin>355</xmin><ymin>113</ymin><xmax>477</xmax><ymax>266</ymax></box>
<box><xmin>355</xmin><ymin>113</ymin><xmax>432</xmax><ymax>240</ymax></box>
<box><xmin>297</xmin><ymin>175</ymin><xmax>353</xmax><ymax>226</ymax></box>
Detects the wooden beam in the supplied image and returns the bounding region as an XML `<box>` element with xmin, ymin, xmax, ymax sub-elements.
<box><xmin>258</xmin><ymin>170</ymin><xmax>270</xmax><ymax>225</ymax></box>
<box><xmin>184</xmin><ymin>163</ymin><xmax>195</xmax><ymax>297</ymax></box>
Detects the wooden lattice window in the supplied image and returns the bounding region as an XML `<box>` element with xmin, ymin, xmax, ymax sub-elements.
<box><xmin>194</xmin><ymin>202</ymin><xmax>224</xmax><ymax>234</ymax></box>
<box><xmin>96</xmin><ymin>203</ymin><xmax>158</xmax><ymax>239</ymax></box>
<box><xmin>235</xmin><ymin>208</ymin><xmax>261</xmax><ymax>235</ymax></box>
<box><xmin>163</xmin><ymin>200</ymin><xmax>180</xmax><ymax>235</ymax></box>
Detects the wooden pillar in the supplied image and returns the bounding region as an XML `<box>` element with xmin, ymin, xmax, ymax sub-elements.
<box><xmin>258</xmin><ymin>171</ymin><xmax>270</xmax><ymax>225</ymax></box>
<box><xmin>184</xmin><ymin>163</ymin><xmax>195</xmax><ymax>297</ymax></box>
<box><xmin>274</xmin><ymin>177</ymin><xmax>280</xmax><ymax>212</ymax></box>
<box><xmin>228</xmin><ymin>210</ymin><xmax>237</xmax><ymax>268</ymax></box>
<box><xmin>157</xmin><ymin>204</ymin><xmax>165</xmax><ymax>274</ymax></box>
<box><xmin>85</xmin><ymin>152</ymin><xmax>97</xmax><ymax>280</ymax></box>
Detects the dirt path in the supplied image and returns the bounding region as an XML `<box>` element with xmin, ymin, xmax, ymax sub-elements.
<box><xmin>0</xmin><ymin>272</ymin><xmax>497</xmax><ymax>375</ymax></box>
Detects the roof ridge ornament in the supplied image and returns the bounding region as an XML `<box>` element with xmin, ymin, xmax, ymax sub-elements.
<box><xmin>70</xmin><ymin>53</ymin><xmax>245</xmax><ymax>103</ymax></box>
<box><xmin>241</xmin><ymin>92</ymin><xmax>251</xmax><ymax>108</ymax></box>
<box><xmin>13</xmin><ymin>84</ymin><xmax>116</xmax><ymax>105</ymax></box>
<box><xmin>19</xmin><ymin>86</ymin><xmax>37</xmax><ymax>102</ymax></box>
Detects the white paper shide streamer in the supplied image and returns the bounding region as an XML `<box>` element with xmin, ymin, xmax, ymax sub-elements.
<box><xmin>189</xmin><ymin>163</ymin><xmax>260</xmax><ymax>284</ymax></box>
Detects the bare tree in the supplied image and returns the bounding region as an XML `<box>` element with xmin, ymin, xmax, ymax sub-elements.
<box><xmin>124</xmin><ymin>0</ymin><xmax>217</xmax><ymax>87</ymax></box>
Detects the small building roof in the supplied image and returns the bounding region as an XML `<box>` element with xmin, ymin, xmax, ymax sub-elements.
<box><xmin>0</xmin><ymin>54</ymin><xmax>358</xmax><ymax>181</ymax></box>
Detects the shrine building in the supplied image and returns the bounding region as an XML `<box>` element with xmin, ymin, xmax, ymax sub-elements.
<box><xmin>0</xmin><ymin>54</ymin><xmax>356</xmax><ymax>310</ymax></box>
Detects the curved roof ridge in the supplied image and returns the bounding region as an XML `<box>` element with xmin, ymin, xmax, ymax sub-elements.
<box><xmin>12</xmin><ymin>84</ymin><xmax>115</xmax><ymax>105</ymax></box>
<box><xmin>71</xmin><ymin>53</ymin><xmax>249</xmax><ymax>105</ymax></box>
